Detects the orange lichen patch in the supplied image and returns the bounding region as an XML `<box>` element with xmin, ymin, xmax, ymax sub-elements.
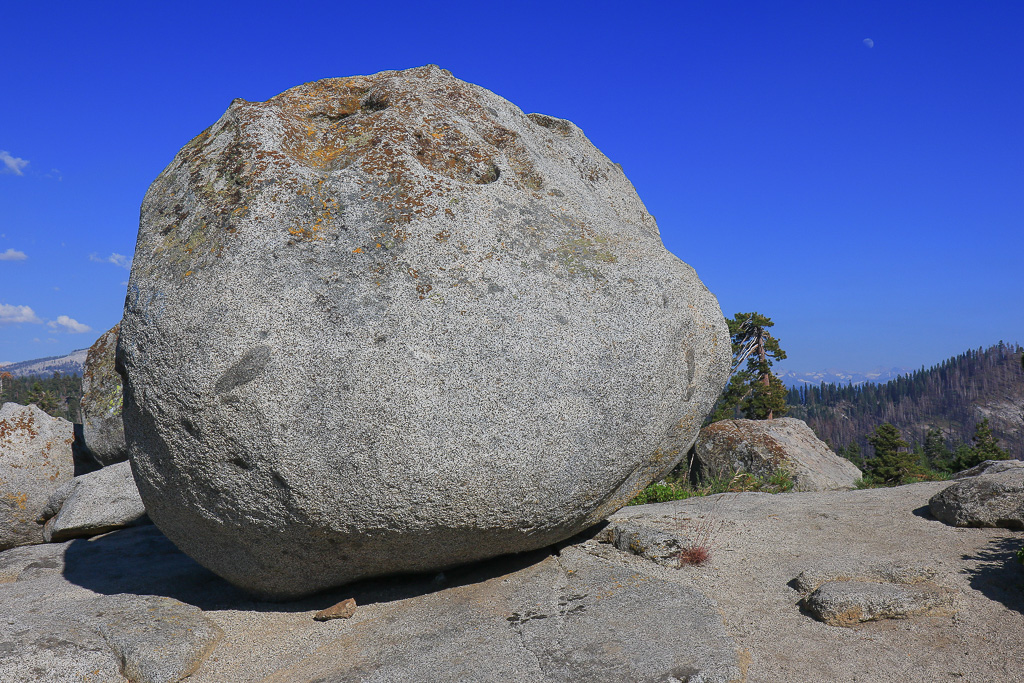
<box><xmin>5</xmin><ymin>492</ymin><xmax>28</xmax><ymax>510</ymax></box>
<box><xmin>352</xmin><ymin>248</ymin><xmax>364</xmax><ymax>254</ymax></box>
<box><xmin>0</xmin><ymin>413</ymin><xmax>41</xmax><ymax>444</ymax></box>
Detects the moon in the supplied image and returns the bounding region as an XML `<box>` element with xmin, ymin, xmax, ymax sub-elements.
<box><xmin>863</xmin><ymin>38</ymin><xmax>874</xmax><ymax>48</ymax></box>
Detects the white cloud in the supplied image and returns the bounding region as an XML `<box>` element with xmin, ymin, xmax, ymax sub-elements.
<box><xmin>48</xmin><ymin>315</ymin><xmax>92</xmax><ymax>334</ymax></box>
<box><xmin>0</xmin><ymin>248</ymin><xmax>26</xmax><ymax>261</ymax></box>
<box><xmin>90</xmin><ymin>252</ymin><xmax>132</xmax><ymax>270</ymax></box>
<box><xmin>0</xmin><ymin>304</ymin><xmax>42</xmax><ymax>324</ymax></box>
<box><xmin>0</xmin><ymin>151</ymin><xmax>29</xmax><ymax>176</ymax></box>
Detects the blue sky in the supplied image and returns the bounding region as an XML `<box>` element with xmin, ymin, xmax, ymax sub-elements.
<box><xmin>2</xmin><ymin>1</ymin><xmax>1021</xmax><ymax>373</ymax></box>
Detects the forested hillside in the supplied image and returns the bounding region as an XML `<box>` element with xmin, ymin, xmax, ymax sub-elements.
<box><xmin>0</xmin><ymin>372</ymin><xmax>83</xmax><ymax>423</ymax></box>
<box><xmin>786</xmin><ymin>343</ymin><xmax>1024</xmax><ymax>460</ymax></box>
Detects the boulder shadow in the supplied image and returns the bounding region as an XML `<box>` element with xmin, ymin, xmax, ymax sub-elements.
<box><xmin>911</xmin><ymin>504</ymin><xmax>937</xmax><ymax>520</ymax></box>
<box><xmin>61</xmin><ymin>523</ymin><xmax>572</xmax><ymax>614</ymax></box>
<box><xmin>960</xmin><ymin>535</ymin><xmax>1024</xmax><ymax>614</ymax></box>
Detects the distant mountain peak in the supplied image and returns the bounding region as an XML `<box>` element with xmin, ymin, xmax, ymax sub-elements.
<box><xmin>778</xmin><ymin>367</ymin><xmax>913</xmax><ymax>388</ymax></box>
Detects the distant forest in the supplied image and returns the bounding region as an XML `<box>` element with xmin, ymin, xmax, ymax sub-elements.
<box><xmin>0</xmin><ymin>372</ymin><xmax>83</xmax><ymax>423</ymax></box>
<box><xmin>786</xmin><ymin>342</ymin><xmax>1024</xmax><ymax>460</ymax></box>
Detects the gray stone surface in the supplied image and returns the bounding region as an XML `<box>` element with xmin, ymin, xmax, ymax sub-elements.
<box><xmin>119</xmin><ymin>65</ymin><xmax>731</xmax><ymax>598</ymax></box>
<box><xmin>952</xmin><ymin>458</ymin><xmax>1024</xmax><ymax>479</ymax></box>
<box><xmin>791</xmin><ymin>560</ymin><xmax>938</xmax><ymax>594</ymax></box>
<box><xmin>0</xmin><ymin>402</ymin><xmax>75</xmax><ymax>550</ymax></box>
<box><xmin>95</xmin><ymin>594</ymin><xmax>224</xmax><ymax>683</ymax></box>
<box><xmin>594</xmin><ymin>519</ymin><xmax>685</xmax><ymax>567</ymax></box>
<box><xmin>1</xmin><ymin>485</ymin><xmax>1021</xmax><ymax>682</ymax></box>
<box><xmin>41</xmin><ymin>461</ymin><xmax>148</xmax><ymax>542</ymax></box>
<box><xmin>261</xmin><ymin>546</ymin><xmax>742</xmax><ymax>683</ymax></box>
<box><xmin>0</xmin><ymin>525</ymin><xmax>238</xmax><ymax>683</ymax></box>
<box><xmin>691</xmin><ymin>417</ymin><xmax>862</xmax><ymax>491</ymax></box>
<box><xmin>929</xmin><ymin>466</ymin><xmax>1024</xmax><ymax>529</ymax></box>
<box><xmin>609</xmin><ymin>484</ymin><xmax>1024</xmax><ymax>682</ymax></box>
<box><xmin>81</xmin><ymin>324</ymin><xmax>128</xmax><ymax>465</ymax></box>
<box><xmin>802</xmin><ymin>579</ymin><xmax>956</xmax><ymax>627</ymax></box>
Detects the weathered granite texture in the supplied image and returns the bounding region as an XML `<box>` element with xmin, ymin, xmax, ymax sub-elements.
<box><xmin>0</xmin><ymin>484</ymin><xmax>1021</xmax><ymax>682</ymax></box>
<box><xmin>80</xmin><ymin>324</ymin><xmax>127</xmax><ymax>465</ymax></box>
<box><xmin>929</xmin><ymin>465</ymin><xmax>1024</xmax><ymax>529</ymax></box>
<box><xmin>792</xmin><ymin>560</ymin><xmax>956</xmax><ymax>627</ymax></box>
<box><xmin>951</xmin><ymin>458</ymin><xmax>1023</xmax><ymax>479</ymax></box>
<box><xmin>0</xmin><ymin>403</ymin><xmax>75</xmax><ymax>550</ymax></box>
<box><xmin>691</xmin><ymin>417</ymin><xmax>862</xmax><ymax>491</ymax></box>
<box><xmin>119</xmin><ymin>65</ymin><xmax>731</xmax><ymax>598</ymax></box>
<box><xmin>41</xmin><ymin>461</ymin><xmax>148</xmax><ymax>542</ymax></box>
<box><xmin>0</xmin><ymin>523</ymin><xmax>742</xmax><ymax>683</ymax></box>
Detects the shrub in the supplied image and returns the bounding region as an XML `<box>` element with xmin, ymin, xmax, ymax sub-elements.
<box><xmin>627</xmin><ymin>468</ymin><xmax>794</xmax><ymax>505</ymax></box>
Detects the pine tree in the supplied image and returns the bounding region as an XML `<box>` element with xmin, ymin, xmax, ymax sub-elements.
<box><xmin>711</xmin><ymin>312</ymin><xmax>788</xmax><ymax>421</ymax></box>
<box><xmin>954</xmin><ymin>417</ymin><xmax>1010</xmax><ymax>470</ymax></box>
<box><xmin>866</xmin><ymin>423</ymin><xmax>918</xmax><ymax>484</ymax></box>
<box><xmin>923</xmin><ymin>428</ymin><xmax>952</xmax><ymax>471</ymax></box>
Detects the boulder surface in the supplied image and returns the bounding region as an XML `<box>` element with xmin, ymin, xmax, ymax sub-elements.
<box><xmin>119</xmin><ymin>65</ymin><xmax>731</xmax><ymax>598</ymax></box>
<box><xmin>0</xmin><ymin>403</ymin><xmax>75</xmax><ymax>549</ymax></box>
<box><xmin>929</xmin><ymin>466</ymin><xmax>1024</xmax><ymax>529</ymax></box>
<box><xmin>691</xmin><ymin>417</ymin><xmax>862</xmax><ymax>491</ymax></box>
<box><xmin>80</xmin><ymin>324</ymin><xmax>127</xmax><ymax>465</ymax></box>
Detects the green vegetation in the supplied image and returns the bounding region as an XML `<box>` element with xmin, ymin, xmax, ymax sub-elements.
<box><xmin>846</xmin><ymin>417</ymin><xmax>1014</xmax><ymax>487</ymax></box>
<box><xmin>865</xmin><ymin>423</ymin><xmax>915</xmax><ymax>485</ymax></box>
<box><xmin>1017</xmin><ymin>545</ymin><xmax>1023</xmax><ymax>565</ymax></box>
<box><xmin>0</xmin><ymin>372</ymin><xmax>83</xmax><ymax>422</ymax></box>
<box><xmin>711</xmin><ymin>312</ymin><xmax>788</xmax><ymax>422</ymax></box>
<box><xmin>628</xmin><ymin>467</ymin><xmax>794</xmax><ymax>506</ymax></box>
<box><xmin>787</xmin><ymin>342</ymin><xmax>1023</xmax><ymax>461</ymax></box>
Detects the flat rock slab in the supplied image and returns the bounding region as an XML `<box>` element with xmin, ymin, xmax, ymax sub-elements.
<box><xmin>0</xmin><ymin>584</ymin><xmax>222</xmax><ymax>683</ymax></box>
<box><xmin>2</xmin><ymin>486</ymin><xmax>1022</xmax><ymax>682</ymax></box>
<box><xmin>803</xmin><ymin>579</ymin><xmax>955</xmax><ymax>627</ymax></box>
<box><xmin>0</xmin><ymin>526</ymin><xmax>233</xmax><ymax>682</ymax></box>
<box><xmin>610</xmin><ymin>483</ymin><xmax>1024</xmax><ymax>682</ymax></box>
<box><xmin>94</xmin><ymin>594</ymin><xmax>223</xmax><ymax>683</ymax></box>
<box><xmin>260</xmin><ymin>545</ymin><xmax>741</xmax><ymax>683</ymax></box>
<box><xmin>0</xmin><ymin>523</ymin><xmax>742</xmax><ymax>683</ymax></box>
<box><xmin>42</xmin><ymin>461</ymin><xmax>148</xmax><ymax>542</ymax></box>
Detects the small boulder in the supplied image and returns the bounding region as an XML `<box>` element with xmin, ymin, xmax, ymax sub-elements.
<box><xmin>0</xmin><ymin>403</ymin><xmax>75</xmax><ymax>549</ymax></box>
<box><xmin>951</xmin><ymin>458</ymin><xmax>1023</xmax><ymax>479</ymax></box>
<box><xmin>929</xmin><ymin>467</ymin><xmax>1024</xmax><ymax>529</ymax></box>
<box><xmin>803</xmin><ymin>580</ymin><xmax>955</xmax><ymax>627</ymax></box>
<box><xmin>80</xmin><ymin>324</ymin><xmax>127</xmax><ymax>465</ymax></box>
<box><xmin>691</xmin><ymin>417</ymin><xmax>862</xmax><ymax>491</ymax></box>
<box><xmin>41</xmin><ymin>461</ymin><xmax>148</xmax><ymax>542</ymax></box>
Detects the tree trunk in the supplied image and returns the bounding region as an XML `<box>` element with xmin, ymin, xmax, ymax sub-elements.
<box><xmin>757</xmin><ymin>330</ymin><xmax>772</xmax><ymax>419</ymax></box>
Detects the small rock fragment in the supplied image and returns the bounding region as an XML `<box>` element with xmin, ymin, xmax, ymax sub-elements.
<box><xmin>314</xmin><ymin>597</ymin><xmax>357</xmax><ymax>621</ymax></box>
